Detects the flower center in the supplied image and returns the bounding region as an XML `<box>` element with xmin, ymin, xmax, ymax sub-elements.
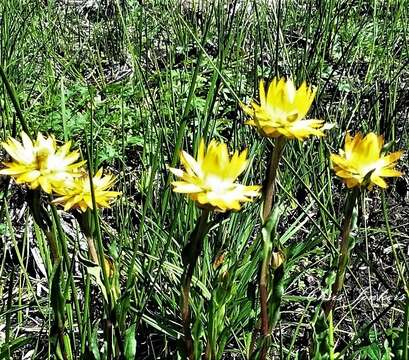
<box><xmin>265</xmin><ymin>105</ymin><xmax>298</xmax><ymax>124</ymax></box>
<box><xmin>203</xmin><ymin>175</ymin><xmax>234</xmax><ymax>193</ymax></box>
<box><xmin>36</xmin><ymin>149</ymin><xmax>50</xmax><ymax>170</ymax></box>
<box><xmin>357</xmin><ymin>160</ymin><xmax>382</xmax><ymax>178</ymax></box>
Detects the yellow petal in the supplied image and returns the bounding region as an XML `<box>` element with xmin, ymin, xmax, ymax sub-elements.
<box><xmin>241</xmin><ymin>103</ymin><xmax>255</xmax><ymax>117</ymax></box>
<box><xmin>378</xmin><ymin>168</ymin><xmax>402</xmax><ymax>177</ymax></box>
<box><xmin>172</xmin><ymin>182</ymin><xmax>202</xmax><ymax>193</ymax></box>
<box><xmin>335</xmin><ymin>169</ymin><xmax>354</xmax><ymax>179</ymax></box>
<box><xmin>180</xmin><ymin>150</ymin><xmax>202</xmax><ymax>177</ymax></box>
<box><xmin>370</xmin><ymin>175</ymin><xmax>387</xmax><ymax>189</ymax></box>
<box><xmin>382</xmin><ymin>151</ymin><xmax>403</xmax><ymax>164</ymax></box>
<box><xmin>197</xmin><ymin>139</ymin><xmax>206</xmax><ymax>164</ymax></box>
<box><xmin>285</xmin><ymin>79</ymin><xmax>296</xmax><ymax>103</ymax></box>
<box><xmin>345</xmin><ymin>178</ymin><xmax>360</xmax><ymax>188</ymax></box>
<box><xmin>168</xmin><ymin>167</ymin><xmax>185</xmax><ymax>178</ymax></box>
<box><xmin>259</xmin><ymin>80</ymin><xmax>266</xmax><ymax>106</ymax></box>
<box><xmin>16</xmin><ymin>170</ymin><xmax>41</xmax><ymax>183</ymax></box>
<box><xmin>79</xmin><ymin>201</ymin><xmax>88</xmax><ymax>212</ymax></box>
<box><xmin>21</xmin><ymin>132</ymin><xmax>34</xmax><ymax>152</ymax></box>
<box><xmin>39</xmin><ymin>177</ymin><xmax>52</xmax><ymax>194</ymax></box>
<box><xmin>241</xmin><ymin>78</ymin><xmax>328</xmax><ymax>140</ymax></box>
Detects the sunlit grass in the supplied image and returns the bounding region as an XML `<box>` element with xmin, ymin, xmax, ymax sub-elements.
<box><xmin>0</xmin><ymin>0</ymin><xmax>408</xmax><ymax>359</ymax></box>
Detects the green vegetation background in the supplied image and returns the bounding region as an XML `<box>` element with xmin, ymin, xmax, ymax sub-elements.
<box><xmin>0</xmin><ymin>0</ymin><xmax>408</xmax><ymax>358</ymax></box>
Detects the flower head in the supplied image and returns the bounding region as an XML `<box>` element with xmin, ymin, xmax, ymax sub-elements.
<box><xmin>0</xmin><ymin>132</ymin><xmax>85</xmax><ymax>193</ymax></box>
<box><xmin>241</xmin><ymin>78</ymin><xmax>332</xmax><ymax>140</ymax></box>
<box><xmin>52</xmin><ymin>168</ymin><xmax>121</xmax><ymax>212</ymax></box>
<box><xmin>330</xmin><ymin>132</ymin><xmax>403</xmax><ymax>190</ymax></box>
<box><xmin>169</xmin><ymin>139</ymin><xmax>261</xmax><ymax>212</ymax></box>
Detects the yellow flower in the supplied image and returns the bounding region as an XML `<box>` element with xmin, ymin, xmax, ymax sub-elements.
<box><xmin>330</xmin><ymin>132</ymin><xmax>403</xmax><ymax>190</ymax></box>
<box><xmin>168</xmin><ymin>139</ymin><xmax>261</xmax><ymax>212</ymax></box>
<box><xmin>0</xmin><ymin>132</ymin><xmax>85</xmax><ymax>193</ymax></box>
<box><xmin>241</xmin><ymin>78</ymin><xmax>332</xmax><ymax>140</ymax></box>
<box><xmin>52</xmin><ymin>168</ymin><xmax>121</xmax><ymax>212</ymax></box>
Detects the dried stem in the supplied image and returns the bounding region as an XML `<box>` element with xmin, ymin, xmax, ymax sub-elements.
<box><xmin>86</xmin><ymin>236</ymin><xmax>99</xmax><ymax>264</ymax></box>
<box><xmin>74</xmin><ymin>210</ymin><xmax>100</xmax><ymax>265</ymax></box>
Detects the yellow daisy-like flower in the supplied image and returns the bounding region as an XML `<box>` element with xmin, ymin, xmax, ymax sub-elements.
<box><xmin>241</xmin><ymin>78</ymin><xmax>331</xmax><ymax>140</ymax></box>
<box><xmin>330</xmin><ymin>132</ymin><xmax>403</xmax><ymax>190</ymax></box>
<box><xmin>0</xmin><ymin>132</ymin><xmax>85</xmax><ymax>193</ymax></box>
<box><xmin>52</xmin><ymin>168</ymin><xmax>121</xmax><ymax>212</ymax></box>
<box><xmin>168</xmin><ymin>139</ymin><xmax>261</xmax><ymax>212</ymax></box>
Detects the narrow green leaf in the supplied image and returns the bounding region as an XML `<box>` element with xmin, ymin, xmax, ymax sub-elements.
<box><xmin>124</xmin><ymin>324</ymin><xmax>137</xmax><ymax>360</ymax></box>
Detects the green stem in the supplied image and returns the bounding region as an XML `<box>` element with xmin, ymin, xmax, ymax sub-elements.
<box><xmin>88</xmin><ymin>181</ymin><xmax>117</xmax><ymax>357</ymax></box>
<box><xmin>258</xmin><ymin>137</ymin><xmax>286</xmax><ymax>360</ymax></box>
<box><xmin>204</xmin><ymin>341</ymin><xmax>212</xmax><ymax>360</ymax></box>
<box><xmin>28</xmin><ymin>193</ymin><xmax>82</xmax><ymax>359</ymax></box>
<box><xmin>81</xmin><ymin>274</ymin><xmax>92</xmax><ymax>354</ymax></box>
<box><xmin>262</xmin><ymin>137</ymin><xmax>286</xmax><ymax>223</ymax></box>
<box><xmin>260</xmin><ymin>258</ymin><xmax>285</xmax><ymax>359</ymax></box>
<box><xmin>270</xmin><ymin>263</ymin><xmax>285</xmax><ymax>329</ymax></box>
<box><xmin>181</xmin><ymin>209</ymin><xmax>210</xmax><ymax>360</ymax></box>
<box><xmin>381</xmin><ymin>191</ymin><xmax>409</xmax><ymax>292</ymax></box>
<box><xmin>49</xmin><ymin>203</ymin><xmax>83</xmax><ymax>341</ymax></box>
<box><xmin>328</xmin><ymin>311</ymin><xmax>335</xmax><ymax>360</ymax></box>
<box><xmin>403</xmin><ymin>294</ymin><xmax>409</xmax><ymax>360</ymax></box>
<box><xmin>44</xmin><ymin>230</ymin><xmax>60</xmax><ymax>264</ymax></box>
<box><xmin>325</xmin><ymin>188</ymin><xmax>359</xmax><ymax>316</ymax></box>
<box><xmin>83</xmin><ymin>125</ymin><xmax>119</xmax><ymax>356</ymax></box>
<box><xmin>259</xmin><ymin>246</ymin><xmax>271</xmax><ymax>357</ymax></box>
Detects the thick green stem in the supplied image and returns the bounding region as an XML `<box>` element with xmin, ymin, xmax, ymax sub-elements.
<box><xmin>181</xmin><ymin>209</ymin><xmax>210</xmax><ymax>360</ymax></box>
<box><xmin>27</xmin><ymin>190</ymin><xmax>56</xmax><ymax>258</ymax></box>
<box><xmin>50</xmin><ymin>203</ymin><xmax>83</xmax><ymax>338</ymax></box>
<box><xmin>74</xmin><ymin>210</ymin><xmax>99</xmax><ymax>264</ymax></box>
<box><xmin>204</xmin><ymin>341</ymin><xmax>212</xmax><ymax>360</ymax></box>
<box><xmin>270</xmin><ymin>263</ymin><xmax>285</xmax><ymax>329</ymax></box>
<box><xmin>259</xmin><ymin>256</ymin><xmax>270</xmax><ymax>360</ymax></box>
<box><xmin>258</xmin><ymin>137</ymin><xmax>286</xmax><ymax>360</ymax></box>
<box><xmin>328</xmin><ymin>311</ymin><xmax>335</xmax><ymax>360</ymax></box>
<box><xmin>44</xmin><ymin>231</ymin><xmax>60</xmax><ymax>264</ymax></box>
<box><xmin>404</xmin><ymin>294</ymin><xmax>409</xmax><ymax>360</ymax></box>
<box><xmin>324</xmin><ymin>188</ymin><xmax>359</xmax><ymax>316</ymax></box>
<box><xmin>26</xmin><ymin>191</ymin><xmax>71</xmax><ymax>358</ymax></box>
<box><xmin>262</xmin><ymin>136</ymin><xmax>286</xmax><ymax>223</ymax></box>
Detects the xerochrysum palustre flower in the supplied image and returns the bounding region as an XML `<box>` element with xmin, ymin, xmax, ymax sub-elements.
<box><xmin>0</xmin><ymin>132</ymin><xmax>85</xmax><ymax>193</ymax></box>
<box><xmin>169</xmin><ymin>139</ymin><xmax>261</xmax><ymax>212</ymax></box>
<box><xmin>242</xmin><ymin>77</ymin><xmax>332</xmax><ymax>140</ymax></box>
<box><xmin>330</xmin><ymin>132</ymin><xmax>403</xmax><ymax>190</ymax></box>
<box><xmin>52</xmin><ymin>168</ymin><xmax>121</xmax><ymax>212</ymax></box>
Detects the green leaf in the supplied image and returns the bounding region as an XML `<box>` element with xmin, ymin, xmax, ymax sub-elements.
<box><xmin>78</xmin><ymin>254</ymin><xmax>108</xmax><ymax>302</ymax></box>
<box><xmin>0</xmin><ymin>337</ymin><xmax>33</xmax><ymax>359</ymax></box>
<box><xmin>90</xmin><ymin>322</ymin><xmax>101</xmax><ymax>360</ymax></box>
<box><xmin>124</xmin><ymin>324</ymin><xmax>137</xmax><ymax>360</ymax></box>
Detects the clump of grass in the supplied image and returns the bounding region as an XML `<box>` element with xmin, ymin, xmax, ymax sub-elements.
<box><xmin>0</xmin><ymin>0</ymin><xmax>408</xmax><ymax>359</ymax></box>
